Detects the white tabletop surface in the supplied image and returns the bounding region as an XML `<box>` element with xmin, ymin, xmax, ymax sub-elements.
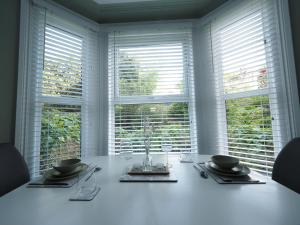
<box><xmin>0</xmin><ymin>155</ymin><xmax>300</xmax><ymax>225</ymax></box>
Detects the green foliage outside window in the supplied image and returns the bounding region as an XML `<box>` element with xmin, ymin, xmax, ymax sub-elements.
<box><xmin>226</xmin><ymin>95</ymin><xmax>274</xmax><ymax>173</ymax></box>
<box><xmin>40</xmin><ymin>105</ymin><xmax>81</xmax><ymax>172</ymax></box>
<box><xmin>115</xmin><ymin>103</ymin><xmax>191</xmax><ymax>153</ymax></box>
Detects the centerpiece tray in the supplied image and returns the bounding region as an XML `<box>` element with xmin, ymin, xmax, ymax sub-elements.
<box><xmin>120</xmin><ymin>174</ymin><xmax>177</xmax><ymax>182</ymax></box>
<box><xmin>127</xmin><ymin>164</ymin><xmax>170</xmax><ymax>175</ymax></box>
<box><xmin>120</xmin><ymin>163</ymin><xmax>177</xmax><ymax>182</ymax></box>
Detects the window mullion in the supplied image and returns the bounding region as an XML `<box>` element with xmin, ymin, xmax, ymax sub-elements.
<box><xmin>39</xmin><ymin>96</ymin><xmax>83</xmax><ymax>106</ymax></box>
<box><xmin>224</xmin><ymin>88</ymin><xmax>269</xmax><ymax>100</ymax></box>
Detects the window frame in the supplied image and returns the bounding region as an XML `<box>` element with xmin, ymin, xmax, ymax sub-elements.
<box><xmin>31</xmin><ymin>17</ymin><xmax>86</xmax><ymax>175</ymax></box>
<box><xmin>15</xmin><ymin>0</ymin><xmax>100</xmax><ymax>176</ymax></box>
<box><xmin>112</xmin><ymin>40</ymin><xmax>190</xmax><ymax>103</ymax></box>
<box><xmin>108</xmin><ymin>27</ymin><xmax>197</xmax><ymax>154</ymax></box>
<box><xmin>191</xmin><ymin>0</ymin><xmax>300</xmax><ymax>163</ymax></box>
<box><xmin>212</xmin><ymin>3</ymin><xmax>282</xmax><ymax>173</ymax></box>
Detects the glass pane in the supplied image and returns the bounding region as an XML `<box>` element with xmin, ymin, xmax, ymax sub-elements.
<box><xmin>225</xmin><ymin>96</ymin><xmax>275</xmax><ymax>174</ymax></box>
<box><xmin>40</xmin><ymin>104</ymin><xmax>81</xmax><ymax>172</ymax></box>
<box><xmin>114</xmin><ymin>103</ymin><xmax>191</xmax><ymax>153</ymax></box>
<box><xmin>42</xmin><ymin>25</ymin><xmax>83</xmax><ymax>97</ymax></box>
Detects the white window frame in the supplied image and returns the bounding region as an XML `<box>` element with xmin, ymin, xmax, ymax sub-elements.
<box><xmin>213</xmin><ymin>0</ymin><xmax>298</xmax><ymax>158</ymax></box>
<box><xmin>112</xmin><ymin>39</ymin><xmax>190</xmax><ymax>103</ymax></box>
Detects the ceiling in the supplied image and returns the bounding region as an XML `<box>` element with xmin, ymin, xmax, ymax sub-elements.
<box><xmin>52</xmin><ymin>0</ymin><xmax>228</xmax><ymax>23</ymax></box>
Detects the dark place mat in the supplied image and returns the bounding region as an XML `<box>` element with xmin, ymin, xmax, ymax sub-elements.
<box><xmin>195</xmin><ymin>163</ymin><xmax>266</xmax><ymax>184</ymax></box>
<box><xmin>27</xmin><ymin>165</ymin><xmax>96</xmax><ymax>188</ymax></box>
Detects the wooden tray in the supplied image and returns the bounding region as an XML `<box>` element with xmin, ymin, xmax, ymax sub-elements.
<box><xmin>127</xmin><ymin>165</ymin><xmax>170</xmax><ymax>175</ymax></box>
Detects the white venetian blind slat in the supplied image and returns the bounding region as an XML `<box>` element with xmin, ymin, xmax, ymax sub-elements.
<box><xmin>108</xmin><ymin>27</ymin><xmax>197</xmax><ymax>154</ymax></box>
<box><xmin>211</xmin><ymin>0</ymin><xmax>290</xmax><ymax>175</ymax></box>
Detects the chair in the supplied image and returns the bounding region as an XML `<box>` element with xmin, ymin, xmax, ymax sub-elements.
<box><xmin>272</xmin><ymin>138</ymin><xmax>300</xmax><ymax>194</ymax></box>
<box><xmin>0</xmin><ymin>143</ymin><xmax>30</xmax><ymax>197</ymax></box>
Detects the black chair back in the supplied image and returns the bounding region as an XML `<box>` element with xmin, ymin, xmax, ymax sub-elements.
<box><xmin>272</xmin><ymin>138</ymin><xmax>300</xmax><ymax>194</ymax></box>
<box><xmin>0</xmin><ymin>143</ymin><xmax>30</xmax><ymax>197</ymax></box>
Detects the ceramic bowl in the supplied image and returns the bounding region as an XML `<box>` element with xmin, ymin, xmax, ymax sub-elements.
<box><xmin>53</xmin><ymin>158</ymin><xmax>81</xmax><ymax>173</ymax></box>
<box><xmin>211</xmin><ymin>155</ymin><xmax>239</xmax><ymax>169</ymax></box>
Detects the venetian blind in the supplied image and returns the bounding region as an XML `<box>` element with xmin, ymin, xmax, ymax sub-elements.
<box><xmin>108</xmin><ymin>27</ymin><xmax>197</xmax><ymax>154</ymax></box>
<box><xmin>26</xmin><ymin>4</ymin><xmax>99</xmax><ymax>176</ymax></box>
<box><xmin>211</xmin><ymin>0</ymin><xmax>290</xmax><ymax>175</ymax></box>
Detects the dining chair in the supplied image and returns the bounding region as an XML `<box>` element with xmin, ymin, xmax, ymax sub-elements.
<box><xmin>272</xmin><ymin>137</ymin><xmax>300</xmax><ymax>194</ymax></box>
<box><xmin>0</xmin><ymin>143</ymin><xmax>30</xmax><ymax>197</ymax></box>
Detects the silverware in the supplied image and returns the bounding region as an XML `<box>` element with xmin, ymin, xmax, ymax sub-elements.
<box><xmin>193</xmin><ymin>165</ymin><xmax>208</xmax><ymax>179</ymax></box>
<box><xmin>85</xmin><ymin>166</ymin><xmax>101</xmax><ymax>181</ymax></box>
<box><xmin>200</xmin><ymin>170</ymin><xmax>208</xmax><ymax>179</ymax></box>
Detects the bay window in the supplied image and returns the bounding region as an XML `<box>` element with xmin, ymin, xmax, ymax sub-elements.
<box><xmin>16</xmin><ymin>0</ymin><xmax>299</xmax><ymax>177</ymax></box>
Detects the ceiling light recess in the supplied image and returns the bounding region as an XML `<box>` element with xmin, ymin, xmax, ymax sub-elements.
<box><xmin>94</xmin><ymin>0</ymin><xmax>156</xmax><ymax>4</ymax></box>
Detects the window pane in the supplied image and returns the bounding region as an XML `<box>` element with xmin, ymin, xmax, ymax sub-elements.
<box><xmin>225</xmin><ymin>96</ymin><xmax>274</xmax><ymax>174</ymax></box>
<box><xmin>221</xmin><ymin>11</ymin><xmax>269</xmax><ymax>94</ymax></box>
<box><xmin>40</xmin><ymin>104</ymin><xmax>81</xmax><ymax>172</ymax></box>
<box><xmin>42</xmin><ymin>25</ymin><xmax>83</xmax><ymax>97</ymax></box>
<box><xmin>114</xmin><ymin>103</ymin><xmax>191</xmax><ymax>153</ymax></box>
<box><xmin>117</xmin><ymin>43</ymin><xmax>184</xmax><ymax>96</ymax></box>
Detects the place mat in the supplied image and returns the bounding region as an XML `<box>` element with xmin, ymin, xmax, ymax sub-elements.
<box><xmin>195</xmin><ymin>163</ymin><xmax>266</xmax><ymax>184</ymax></box>
<box><xmin>27</xmin><ymin>164</ymin><xmax>97</xmax><ymax>188</ymax></box>
<box><xmin>120</xmin><ymin>174</ymin><xmax>177</xmax><ymax>182</ymax></box>
<box><xmin>69</xmin><ymin>186</ymin><xmax>101</xmax><ymax>201</ymax></box>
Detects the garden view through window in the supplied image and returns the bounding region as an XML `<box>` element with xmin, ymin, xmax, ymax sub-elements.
<box><xmin>115</xmin><ymin>103</ymin><xmax>191</xmax><ymax>153</ymax></box>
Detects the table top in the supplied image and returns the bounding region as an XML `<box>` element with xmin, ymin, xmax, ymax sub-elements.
<box><xmin>1</xmin><ymin>155</ymin><xmax>300</xmax><ymax>225</ymax></box>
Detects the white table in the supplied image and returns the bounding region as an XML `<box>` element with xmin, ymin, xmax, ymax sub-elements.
<box><xmin>0</xmin><ymin>155</ymin><xmax>300</xmax><ymax>225</ymax></box>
